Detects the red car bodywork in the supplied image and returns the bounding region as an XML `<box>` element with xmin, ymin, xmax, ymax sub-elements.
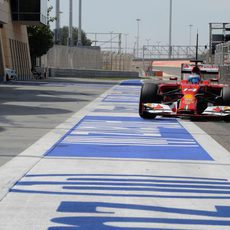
<box><xmin>139</xmin><ymin>64</ymin><xmax>230</xmax><ymax>119</ymax></box>
<box><xmin>158</xmin><ymin>80</ymin><xmax>223</xmax><ymax>115</ymax></box>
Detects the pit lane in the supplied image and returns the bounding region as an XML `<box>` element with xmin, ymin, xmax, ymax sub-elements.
<box><xmin>0</xmin><ymin>77</ymin><xmax>230</xmax><ymax>229</ymax></box>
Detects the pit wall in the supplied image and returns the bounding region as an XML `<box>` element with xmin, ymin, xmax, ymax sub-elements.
<box><xmin>49</xmin><ymin>68</ymin><xmax>139</xmax><ymax>79</ymax></box>
<box><xmin>41</xmin><ymin>45</ymin><xmax>134</xmax><ymax>72</ymax></box>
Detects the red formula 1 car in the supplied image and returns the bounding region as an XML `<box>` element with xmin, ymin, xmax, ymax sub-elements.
<box><xmin>139</xmin><ymin>63</ymin><xmax>230</xmax><ymax>120</ymax></box>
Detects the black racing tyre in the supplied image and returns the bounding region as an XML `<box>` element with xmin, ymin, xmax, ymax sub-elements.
<box><xmin>196</xmin><ymin>99</ymin><xmax>208</xmax><ymax>115</ymax></box>
<box><xmin>222</xmin><ymin>87</ymin><xmax>230</xmax><ymax>106</ymax></box>
<box><xmin>139</xmin><ymin>82</ymin><xmax>160</xmax><ymax>119</ymax></box>
<box><xmin>6</xmin><ymin>74</ymin><xmax>9</xmax><ymax>81</ymax></box>
<box><xmin>224</xmin><ymin>116</ymin><xmax>230</xmax><ymax>122</ymax></box>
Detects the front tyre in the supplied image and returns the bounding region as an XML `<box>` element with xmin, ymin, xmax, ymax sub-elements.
<box><xmin>221</xmin><ymin>87</ymin><xmax>230</xmax><ymax>122</ymax></box>
<box><xmin>222</xmin><ymin>87</ymin><xmax>230</xmax><ymax>106</ymax></box>
<box><xmin>139</xmin><ymin>83</ymin><xmax>160</xmax><ymax>119</ymax></box>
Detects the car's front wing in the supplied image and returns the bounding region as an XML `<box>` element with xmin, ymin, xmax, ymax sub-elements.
<box><xmin>144</xmin><ymin>103</ymin><xmax>230</xmax><ymax>118</ymax></box>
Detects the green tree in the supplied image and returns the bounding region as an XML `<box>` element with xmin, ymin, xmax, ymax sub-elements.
<box><xmin>59</xmin><ymin>26</ymin><xmax>92</xmax><ymax>46</ymax></box>
<box><xmin>27</xmin><ymin>26</ymin><xmax>53</xmax><ymax>66</ymax></box>
<box><xmin>27</xmin><ymin>1</ymin><xmax>54</xmax><ymax>67</ymax></box>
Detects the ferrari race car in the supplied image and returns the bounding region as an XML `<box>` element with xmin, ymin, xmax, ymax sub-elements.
<box><xmin>139</xmin><ymin>63</ymin><xmax>230</xmax><ymax>120</ymax></box>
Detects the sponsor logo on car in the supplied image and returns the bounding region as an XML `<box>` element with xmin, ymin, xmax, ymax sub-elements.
<box><xmin>224</xmin><ymin>106</ymin><xmax>230</xmax><ymax>112</ymax></box>
<box><xmin>212</xmin><ymin>107</ymin><xmax>222</xmax><ymax>112</ymax></box>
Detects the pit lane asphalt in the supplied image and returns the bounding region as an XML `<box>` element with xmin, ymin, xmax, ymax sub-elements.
<box><xmin>0</xmin><ymin>77</ymin><xmax>118</xmax><ymax>167</ymax></box>
<box><xmin>0</xmin><ymin>75</ymin><xmax>229</xmax><ymax>169</ymax></box>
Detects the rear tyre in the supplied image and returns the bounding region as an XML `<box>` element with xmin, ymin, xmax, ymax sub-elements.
<box><xmin>139</xmin><ymin>83</ymin><xmax>160</xmax><ymax>119</ymax></box>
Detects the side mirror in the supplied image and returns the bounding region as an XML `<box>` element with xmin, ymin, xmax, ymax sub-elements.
<box><xmin>170</xmin><ymin>77</ymin><xmax>178</xmax><ymax>81</ymax></box>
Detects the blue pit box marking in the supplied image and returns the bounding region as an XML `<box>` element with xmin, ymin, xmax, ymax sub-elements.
<box><xmin>45</xmin><ymin>116</ymin><xmax>213</xmax><ymax>161</ymax></box>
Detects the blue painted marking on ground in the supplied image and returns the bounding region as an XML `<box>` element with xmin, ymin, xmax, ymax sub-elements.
<box><xmin>119</xmin><ymin>79</ymin><xmax>143</xmax><ymax>86</ymax></box>
<box><xmin>56</xmin><ymin>202</ymin><xmax>230</xmax><ymax>217</ymax></box>
<box><xmin>12</xmin><ymin>173</ymin><xmax>230</xmax><ymax>199</ymax></box>
<box><xmin>48</xmin><ymin>202</ymin><xmax>230</xmax><ymax>229</ymax></box>
<box><xmin>45</xmin><ymin>115</ymin><xmax>213</xmax><ymax>161</ymax></box>
<box><xmin>10</xmin><ymin>173</ymin><xmax>230</xmax><ymax>228</ymax></box>
<box><xmin>102</xmin><ymin>85</ymin><xmax>140</xmax><ymax>103</ymax></box>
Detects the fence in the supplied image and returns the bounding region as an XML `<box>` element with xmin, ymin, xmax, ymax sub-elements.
<box><xmin>141</xmin><ymin>45</ymin><xmax>207</xmax><ymax>60</ymax></box>
<box><xmin>102</xmin><ymin>51</ymin><xmax>134</xmax><ymax>71</ymax></box>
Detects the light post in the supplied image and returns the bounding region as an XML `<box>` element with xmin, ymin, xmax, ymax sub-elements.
<box><xmin>136</xmin><ymin>18</ymin><xmax>141</xmax><ymax>57</ymax></box>
<box><xmin>142</xmin><ymin>45</ymin><xmax>147</xmax><ymax>70</ymax></box>
<box><xmin>188</xmin><ymin>24</ymin><xmax>193</xmax><ymax>57</ymax></box>
<box><xmin>110</xmin><ymin>31</ymin><xmax>113</xmax><ymax>52</ymax></box>
<box><xmin>68</xmin><ymin>0</ymin><xmax>73</xmax><ymax>46</ymax></box>
<box><xmin>133</xmin><ymin>38</ymin><xmax>137</xmax><ymax>56</ymax></box>
<box><xmin>189</xmin><ymin>24</ymin><xmax>193</xmax><ymax>46</ymax></box>
<box><xmin>169</xmin><ymin>0</ymin><xmax>172</xmax><ymax>58</ymax></box>
<box><xmin>124</xmin><ymin>33</ymin><xmax>128</xmax><ymax>54</ymax></box>
<box><xmin>77</xmin><ymin>0</ymin><xmax>82</xmax><ymax>46</ymax></box>
<box><xmin>109</xmin><ymin>31</ymin><xmax>113</xmax><ymax>70</ymax></box>
<box><xmin>55</xmin><ymin>0</ymin><xmax>60</xmax><ymax>44</ymax></box>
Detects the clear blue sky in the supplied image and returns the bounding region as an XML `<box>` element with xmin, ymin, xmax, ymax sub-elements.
<box><xmin>49</xmin><ymin>0</ymin><xmax>230</xmax><ymax>50</ymax></box>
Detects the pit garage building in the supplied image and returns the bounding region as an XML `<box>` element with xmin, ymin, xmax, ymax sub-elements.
<box><xmin>0</xmin><ymin>0</ymin><xmax>47</xmax><ymax>81</ymax></box>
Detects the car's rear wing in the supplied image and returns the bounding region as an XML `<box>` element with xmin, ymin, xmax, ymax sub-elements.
<box><xmin>181</xmin><ymin>63</ymin><xmax>220</xmax><ymax>81</ymax></box>
<box><xmin>181</xmin><ymin>63</ymin><xmax>219</xmax><ymax>74</ymax></box>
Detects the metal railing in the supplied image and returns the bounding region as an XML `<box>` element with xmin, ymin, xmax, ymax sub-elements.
<box><xmin>140</xmin><ymin>45</ymin><xmax>207</xmax><ymax>60</ymax></box>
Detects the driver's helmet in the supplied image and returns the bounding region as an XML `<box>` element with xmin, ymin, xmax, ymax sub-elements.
<box><xmin>188</xmin><ymin>73</ymin><xmax>201</xmax><ymax>84</ymax></box>
<box><xmin>188</xmin><ymin>66</ymin><xmax>201</xmax><ymax>83</ymax></box>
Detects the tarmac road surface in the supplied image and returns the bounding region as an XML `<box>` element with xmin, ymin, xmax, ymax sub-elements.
<box><xmin>0</xmin><ymin>78</ymin><xmax>230</xmax><ymax>229</ymax></box>
<box><xmin>0</xmin><ymin>77</ymin><xmax>117</xmax><ymax>167</ymax></box>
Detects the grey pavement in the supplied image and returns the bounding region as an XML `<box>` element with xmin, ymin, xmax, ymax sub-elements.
<box><xmin>1</xmin><ymin>76</ymin><xmax>230</xmax><ymax>229</ymax></box>
<box><xmin>0</xmin><ymin>77</ymin><xmax>118</xmax><ymax>167</ymax></box>
<box><xmin>0</xmin><ymin>77</ymin><xmax>230</xmax><ymax>229</ymax></box>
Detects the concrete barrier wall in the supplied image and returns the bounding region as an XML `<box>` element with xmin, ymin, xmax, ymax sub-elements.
<box><xmin>42</xmin><ymin>45</ymin><xmax>103</xmax><ymax>70</ymax></box>
<box><xmin>49</xmin><ymin>68</ymin><xmax>139</xmax><ymax>78</ymax></box>
<box><xmin>41</xmin><ymin>46</ymin><xmax>134</xmax><ymax>72</ymax></box>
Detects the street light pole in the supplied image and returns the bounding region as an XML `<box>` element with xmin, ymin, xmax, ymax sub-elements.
<box><xmin>110</xmin><ymin>31</ymin><xmax>113</xmax><ymax>52</ymax></box>
<box><xmin>68</xmin><ymin>0</ymin><xmax>73</xmax><ymax>46</ymax></box>
<box><xmin>55</xmin><ymin>0</ymin><xmax>60</xmax><ymax>44</ymax></box>
<box><xmin>124</xmin><ymin>34</ymin><xmax>128</xmax><ymax>54</ymax></box>
<box><xmin>136</xmin><ymin>18</ymin><xmax>141</xmax><ymax>57</ymax></box>
<box><xmin>169</xmin><ymin>0</ymin><xmax>172</xmax><ymax>58</ymax></box>
<box><xmin>142</xmin><ymin>45</ymin><xmax>145</xmax><ymax>70</ymax></box>
<box><xmin>77</xmin><ymin>0</ymin><xmax>82</xmax><ymax>46</ymax></box>
<box><xmin>189</xmin><ymin>24</ymin><xmax>193</xmax><ymax>46</ymax></box>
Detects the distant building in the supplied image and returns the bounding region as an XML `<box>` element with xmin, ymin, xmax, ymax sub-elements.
<box><xmin>0</xmin><ymin>0</ymin><xmax>47</xmax><ymax>81</ymax></box>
